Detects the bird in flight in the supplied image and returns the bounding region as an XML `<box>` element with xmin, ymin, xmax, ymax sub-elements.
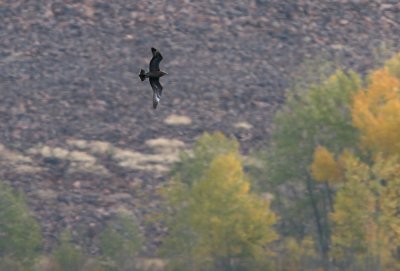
<box><xmin>139</xmin><ymin>48</ymin><xmax>168</xmax><ymax>109</ymax></box>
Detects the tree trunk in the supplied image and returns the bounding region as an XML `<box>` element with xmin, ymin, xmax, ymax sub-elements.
<box><xmin>305</xmin><ymin>175</ymin><xmax>330</xmax><ymax>269</ymax></box>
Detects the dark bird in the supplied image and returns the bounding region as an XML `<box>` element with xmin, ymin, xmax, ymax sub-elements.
<box><xmin>139</xmin><ymin>47</ymin><xmax>168</xmax><ymax>109</ymax></box>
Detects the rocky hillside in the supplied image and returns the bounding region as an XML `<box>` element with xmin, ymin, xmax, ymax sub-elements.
<box><xmin>1</xmin><ymin>0</ymin><xmax>400</xmax><ymax>253</ymax></box>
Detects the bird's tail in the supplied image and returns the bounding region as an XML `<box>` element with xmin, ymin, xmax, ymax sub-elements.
<box><xmin>139</xmin><ymin>69</ymin><xmax>146</xmax><ymax>81</ymax></box>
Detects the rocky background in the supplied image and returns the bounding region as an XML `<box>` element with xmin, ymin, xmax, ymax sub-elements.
<box><xmin>1</xmin><ymin>0</ymin><xmax>400</xmax><ymax>254</ymax></box>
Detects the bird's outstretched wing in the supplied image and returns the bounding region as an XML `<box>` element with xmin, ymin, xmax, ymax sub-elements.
<box><xmin>149</xmin><ymin>77</ymin><xmax>163</xmax><ymax>109</ymax></box>
<box><xmin>149</xmin><ymin>47</ymin><xmax>163</xmax><ymax>72</ymax></box>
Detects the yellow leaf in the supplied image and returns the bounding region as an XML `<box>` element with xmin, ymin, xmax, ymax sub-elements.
<box><xmin>310</xmin><ymin>146</ymin><xmax>341</xmax><ymax>183</ymax></box>
<box><xmin>352</xmin><ymin>68</ymin><xmax>400</xmax><ymax>157</ymax></box>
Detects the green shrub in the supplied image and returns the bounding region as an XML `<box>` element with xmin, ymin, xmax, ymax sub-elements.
<box><xmin>99</xmin><ymin>212</ymin><xmax>142</xmax><ymax>271</ymax></box>
<box><xmin>51</xmin><ymin>230</ymin><xmax>85</xmax><ymax>271</ymax></box>
<box><xmin>0</xmin><ymin>181</ymin><xmax>42</xmax><ymax>270</ymax></box>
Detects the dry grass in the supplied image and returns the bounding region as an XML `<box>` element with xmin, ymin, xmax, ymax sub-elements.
<box><xmin>112</xmin><ymin>149</ymin><xmax>180</xmax><ymax>172</ymax></box>
<box><xmin>66</xmin><ymin>139</ymin><xmax>88</xmax><ymax>149</ymax></box>
<box><xmin>135</xmin><ymin>257</ymin><xmax>167</xmax><ymax>271</ymax></box>
<box><xmin>68</xmin><ymin>150</ymin><xmax>96</xmax><ymax>163</ymax></box>
<box><xmin>26</xmin><ymin>138</ymin><xmax>186</xmax><ymax>174</ymax></box>
<box><xmin>112</xmin><ymin>148</ymin><xmax>173</xmax><ymax>172</ymax></box>
<box><xmin>1</xmin><ymin>137</ymin><xmax>186</xmax><ymax>175</ymax></box>
<box><xmin>27</xmin><ymin>145</ymin><xmax>109</xmax><ymax>176</ymax></box>
<box><xmin>69</xmin><ymin>162</ymin><xmax>110</xmax><ymax>175</ymax></box>
<box><xmin>69</xmin><ymin>138</ymin><xmax>185</xmax><ymax>173</ymax></box>
<box><xmin>35</xmin><ymin>189</ymin><xmax>58</xmax><ymax>201</ymax></box>
<box><xmin>145</xmin><ymin>138</ymin><xmax>185</xmax><ymax>153</ymax></box>
<box><xmin>67</xmin><ymin>139</ymin><xmax>114</xmax><ymax>155</ymax></box>
<box><xmin>28</xmin><ymin>145</ymin><xmax>69</xmax><ymax>159</ymax></box>
<box><xmin>15</xmin><ymin>165</ymin><xmax>43</xmax><ymax>173</ymax></box>
<box><xmin>0</xmin><ymin>144</ymin><xmax>42</xmax><ymax>173</ymax></box>
<box><xmin>0</xmin><ymin>144</ymin><xmax>31</xmax><ymax>163</ymax></box>
<box><xmin>233</xmin><ymin>121</ymin><xmax>253</xmax><ymax>130</ymax></box>
<box><xmin>164</xmin><ymin>114</ymin><xmax>192</xmax><ymax>125</ymax></box>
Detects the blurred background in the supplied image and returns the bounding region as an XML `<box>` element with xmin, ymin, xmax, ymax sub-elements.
<box><xmin>0</xmin><ymin>1</ymin><xmax>400</xmax><ymax>270</ymax></box>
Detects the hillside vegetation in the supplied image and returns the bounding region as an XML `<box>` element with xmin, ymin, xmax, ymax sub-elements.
<box><xmin>2</xmin><ymin>52</ymin><xmax>400</xmax><ymax>271</ymax></box>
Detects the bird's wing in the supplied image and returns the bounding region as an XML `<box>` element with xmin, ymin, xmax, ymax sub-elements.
<box><xmin>149</xmin><ymin>77</ymin><xmax>163</xmax><ymax>109</ymax></box>
<box><xmin>149</xmin><ymin>48</ymin><xmax>163</xmax><ymax>72</ymax></box>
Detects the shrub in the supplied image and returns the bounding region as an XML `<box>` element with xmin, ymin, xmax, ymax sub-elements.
<box><xmin>99</xmin><ymin>212</ymin><xmax>143</xmax><ymax>271</ymax></box>
<box><xmin>51</xmin><ymin>230</ymin><xmax>85</xmax><ymax>271</ymax></box>
<box><xmin>0</xmin><ymin>181</ymin><xmax>42</xmax><ymax>270</ymax></box>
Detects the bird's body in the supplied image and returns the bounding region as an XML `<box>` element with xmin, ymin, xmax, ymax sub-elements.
<box><xmin>141</xmin><ymin>70</ymin><xmax>167</xmax><ymax>79</ymax></box>
<box><xmin>139</xmin><ymin>48</ymin><xmax>167</xmax><ymax>109</ymax></box>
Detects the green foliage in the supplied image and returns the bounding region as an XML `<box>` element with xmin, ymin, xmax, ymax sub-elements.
<box><xmin>0</xmin><ymin>181</ymin><xmax>42</xmax><ymax>270</ymax></box>
<box><xmin>271</xmin><ymin>236</ymin><xmax>319</xmax><ymax>271</ymax></box>
<box><xmin>325</xmin><ymin>154</ymin><xmax>400</xmax><ymax>270</ymax></box>
<box><xmin>51</xmin><ymin>230</ymin><xmax>85</xmax><ymax>271</ymax></box>
<box><xmin>385</xmin><ymin>51</ymin><xmax>400</xmax><ymax>79</ymax></box>
<box><xmin>267</xmin><ymin>69</ymin><xmax>360</xmax><ymax>184</ymax></box>
<box><xmin>98</xmin><ymin>212</ymin><xmax>142</xmax><ymax>271</ymax></box>
<box><xmin>252</xmin><ymin>68</ymin><xmax>361</xmax><ymax>268</ymax></box>
<box><xmin>287</xmin><ymin>55</ymin><xmax>337</xmax><ymax>96</ymax></box>
<box><xmin>162</xmin><ymin>135</ymin><xmax>277</xmax><ymax>271</ymax></box>
<box><xmin>267</xmin><ymin>71</ymin><xmax>359</xmax><ymax>210</ymax></box>
<box><xmin>80</xmin><ymin>259</ymin><xmax>105</xmax><ymax>271</ymax></box>
<box><xmin>309</xmin><ymin>54</ymin><xmax>400</xmax><ymax>270</ymax></box>
<box><xmin>330</xmin><ymin>155</ymin><xmax>374</xmax><ymax>259</ymax></box>
<box><xmin>0</xmin><ymin>256</ymin><xmax>29</xmax><ymax>271</ymax></box>
<box><xmin>171</xmin><ymin>131</ymin><xmax>239</xmax><ymax>186</ymax></box>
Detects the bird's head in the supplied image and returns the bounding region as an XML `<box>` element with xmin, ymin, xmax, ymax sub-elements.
<box><xmin>160</xmin><ymin>71</ymin><xmax>168</xmax><ymax>77</ymax></box>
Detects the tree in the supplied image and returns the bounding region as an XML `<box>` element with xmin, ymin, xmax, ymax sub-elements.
<box><xmin>267</xmin><ymin>69</ymin><xmax>360</xmax><ymax>183</ymax></box>
<box><xmin>171</xmin><ymin>131</ymin><xmax>239</xmax><ymax>186</ymax></box>
<box><xmin>384</xmin><ymin>52</ymin><xmax>400</xmax><ymax>79</ymax></box>
<box><xmin>352</xmin><ymin>68</ymin><xmax>400</xmax><ymax>157</ymax></box>
<box><xmin>260</xmin><ymin>70</ymin><xmax>361</xmax><ymax>266</ymax></box>
<box><xmin>0</xmin><ymin>181</ymin><xmax>42</xmax><ymax>270</ymax></box>
<box><xmin>379</xmin><ymin>161</ymin><xmax>400</xmax><ymax>268</ymax></box>
<box><xmin>162</xmin><ymin>136</ymin><xmax>277</xmax><ymax>271</ymax></box>
<box><xmin>310</xmin><ymin>146</ymin><xmax>342</xmax><ymax>185</ymax></box>
<box><xmin>98</xmin><ymin>212</ymin><xmax>143</xmax><ymax>271</ymax></box>
<box><xmin>309</xmin><ymin>62</ymin><xmax>400</xmax><ymax>269</ymax></box>
<box><xmin>51</xmin><ymin>230</ymin><xmax>86</xmax><ymax>271</ymax></box>
<box><xmin>312</xmin><ymin>151</ymin><xmax>400</xmax><ymax>270</ymax></box>
<box><xmin>271</xmin><ymin>236</ymin><xmax>318</xmax><ymax>271</ymax></box>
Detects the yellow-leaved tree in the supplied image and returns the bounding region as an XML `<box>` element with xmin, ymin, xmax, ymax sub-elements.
<box><xmin>259</xmin><ymin>69</ymin><xmax>361</xmax><ymax>268</ymax></box>
<box><xmin>310</xmin><ymin>146</ymin><xmax>342</xmax><ymax>184</ymax></box>
<box><xmin>162</xmin><ymin>133</ymin><xmax>277</xmax><ymax>271</ymax></box>
<box><xmin>189</xmin><ymin>154</ymin><xmax>277</xmax><ymax>264</ymax></box>
<box><xmin>310</xmin><ymin>61</ymin><xmax>400</xmax><ymax>270</ymax></box>
<box><xmin>352</xmin><ymin>68</ymin><xmax>400</xmax><ymax>156</ymax></box>
<box><xmin>311</xmin><ymin>149</ymin><xmax>400</xmax><ymax>270</ymax></box>
<box><xmin>351</xmin><ymin>66</ymin><xmax>400</xmax><ymax>268</ymax></box>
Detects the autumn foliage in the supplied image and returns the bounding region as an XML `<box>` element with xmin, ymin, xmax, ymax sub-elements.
<box><xmin>3</xmin><ymin>53</ymin><xmax>400</xmax><ymax>271</ymax></box>
<box><xmin>352</xmin><ymin>68</ymin><xmax>400</xmax><ymax>156</ymax></box>
<box><xmin>310</xmin><ymin>146</ymin><xmax>341</xmax><ymax>184</ymax></box>
<box><xmin>162</xmin><ymin>133</ymin><xmax>277</xmax><ymax>271</ymax></box>
<box><xmin>310</xmin><ymin>56</ymin><xmax>400</xmax><ymax>270</ymax></box>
